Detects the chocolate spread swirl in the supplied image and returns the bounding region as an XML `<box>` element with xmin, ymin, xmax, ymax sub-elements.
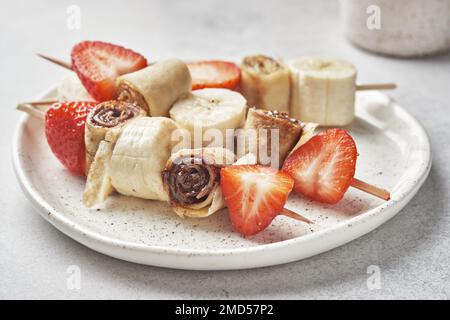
<box><xmin>91</xmin><ymin>100</ymin><xmax>141</xmax><ymax>128</ymax></box>
<box><xmin>162</xmin><ymin>154</ymin><xmax>221</xmax><ymax>207</ymax></box>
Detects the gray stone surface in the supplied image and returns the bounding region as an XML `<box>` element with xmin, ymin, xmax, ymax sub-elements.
<box><xmin>0</xmin><ymin>0</ymin><xmax>449</xmax><ymax>299</ymax></box>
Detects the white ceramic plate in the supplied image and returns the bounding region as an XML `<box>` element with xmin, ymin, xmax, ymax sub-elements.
<box><xmin>13</xmin><ymin>88</ymin><xmax>431</xmax><ymax>270</ymax></box>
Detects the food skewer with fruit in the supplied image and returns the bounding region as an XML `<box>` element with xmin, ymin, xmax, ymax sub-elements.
<box><xmin>37</xmin><ymin>42</ymin><xmax>242</xmax><ymax>98</ymax></box>
<box><xmin>241</xmin><ymin>54</ymin><xmax>396</xmax><ymax>127</ymax></box>
<box><xmin>38</xmin><ymin>50</ymin><xmax>396</xmax><ymax>128</ymax></box>
<box><xmin>221</xmin><ymin>128</ymin><xmax>390</xmax><ymax>236</ymax></box>
<box><xmin>18</xmin><ymin>40</ymin><xmax>391</xmax><ymax>238</ymax></box>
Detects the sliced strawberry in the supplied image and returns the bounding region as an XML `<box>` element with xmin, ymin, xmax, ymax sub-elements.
<box><xmin>220</xmin><ymin>165</ymin><xmax>294</xmax><ymax>236</ymax></box>
<box><xmin>45</xmin><ymin>101</ymin><xmax>97</xmax><ymax>176</ymax></box>
<box><xmin>71</xmin><ymin>41</ymin><xmax>148</xmax><ymax>101</ymax></box>
<box><xmin>187</xmin><ymin>60</ymin><xmax>241</xmax><ymax>90</ymax></box>
<box><xmin>282</xmin><ymin>128</ymin><xmax>357</xmax><ymax>204</ymax></box>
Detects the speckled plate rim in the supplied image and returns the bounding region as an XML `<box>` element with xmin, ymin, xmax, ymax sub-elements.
<box><xmin>12</xmin><ymin>86</ymin><xmax>432</xmax><ymax>270</ymax></box>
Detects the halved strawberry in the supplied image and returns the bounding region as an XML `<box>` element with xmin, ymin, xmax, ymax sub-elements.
<box><xmin>220</xmin><ymin>165</ymin><xmax>294</xmax><ymax>236</ymax></box>
<box><xmin>282</xmin><ymin>128</ymin><xmax>357</xmax><ymax>204</ymax></box>
<box><xmin>45</xmin><ymin>101</ymin><xmax>97</xmax><ymax>176</ymax></box>
<box><xmin>71</xmin><ymin>41</ymin><xmax>148</xmax><ymax>102</ymax></box>
<box><xmin>187</xmin><ymin>60</ymin><xmax>241</xmax><ymax>90</ymax></box>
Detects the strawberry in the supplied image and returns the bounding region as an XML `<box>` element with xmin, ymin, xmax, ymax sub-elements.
<box><xmin>187</xmin><ymin>60</ymin><xmax>241</xmax><ymax>90</ymax></box>
<box><xmin>45</xmin><ymin>101</ymin><xmax>97</xmax><ymax>176</ymax></box>
<box><xmin>220</xmin><ymin>165</ymin><xmax>294</xmax><ymax>236</ymax></box>
<box><xmin>71</xmin><ymin>41</ymin><xmax>147</xmax><ymax>101</ymax></box>
<box><xmin>282</xmin><ymin>128</ymin><xmax>357</xmax><ymax>204</ymax></box>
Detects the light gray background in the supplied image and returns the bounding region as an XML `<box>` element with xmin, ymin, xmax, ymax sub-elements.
<box><xmin>1</xmin><ymin>0</ymin><xmax>449</xmax><ymax>299</ymax></box>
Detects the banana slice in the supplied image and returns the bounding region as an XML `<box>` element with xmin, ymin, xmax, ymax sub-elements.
<box><xmin>289</xmin><ymin>122</ymin><xmax>318</xmax><ymax>155</ymax></box>
<box><xmin>170</xmin><ymin>88</ymin><xmax>247</xmax><ymax>147</ymax></box>
<box><xmin>83</xmin><ymin>139</ymin><xmax>115</xmax><ymax>207</ymax></box>
<box><xmin>57</xmin><ymin>73</ymin><xmax>95</xmax><ymax>102</ymax></box>
<box><xmin>109</xmin><ymin>117</ymin><xmax>179</xmax><ymax>201</ymax></box>
<box><xmin>85</xmin><ymin>100</ymin><xmax>146</xmax><ymax>170</ymax></box>
<box><xmin>83</xmin><ymin>117</ymin><xmax>179</xmax><ymax>207</ymax></box>
<box><xmin>289</xmin><ymin>57</ymin><xmax>357</xmax><ymax>126</ymax></box>
<box><xmin>240</xmin><ymin>55</ymin><xmax>290</xmax><ymax>112</ymax></box>
<box><xmin>117</xmin><ymin>59</ymin><xmax>192</xmax><ymax>116</ymax></box>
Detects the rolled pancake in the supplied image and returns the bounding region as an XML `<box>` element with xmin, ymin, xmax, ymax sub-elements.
<box><xmin>240</xmin><ymin>108</ymin><xmax>317</xmax><ymax>168</ymax></box>
<box><xmin>162</xmin><ymin>147</ymin><xmax>236</xmax><ymax>218</ymax></box>
<box><xmin>117</xmin><ymin>59</ymin><xmax>192</xmax><ymax>116</ymax></box>
<box><xmin>240</xmin><ymin>55</ymin><xmax>290</xmax><ymax>112</ymax></box>
<box><xmin>85</xmin><ymin>100</ymin><xmax>146</xmax><ymax>170</ymax></box>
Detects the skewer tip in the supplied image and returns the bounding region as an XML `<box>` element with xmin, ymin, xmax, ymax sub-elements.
<box><xmin>356</xmin><ymin>83</ymin><xmax>397</xmax><ymax>91</ymax></box>
<box><xmin>281</xmin><ymin>208</ymin><xmax>313</xmax><ymax>224</ymax></box>
<box><xmin>37</xmin><ymin>53</ymin><xmax>72</xmax><ymax>70</ymax></box>
<box><xmin>351</xmin><ymin>178</ymin><xmax>391</xmax><ymax>201</ymax></box>
<box><xmin>16</xmin><ymin>103</ymin><xmax>46</xmax><ymax>120</ymax></box>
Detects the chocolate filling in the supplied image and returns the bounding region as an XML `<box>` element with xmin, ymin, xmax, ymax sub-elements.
<box><xmin>91</xmin><ymin>100</ymin><xmax>140</xmax><ymax>128</ymax></box>
<box><xmin>261</xmin><ymin>109</ymin><xmax>304</xmax><ymax>127</ymax></box>
<box><xmin>243</xmin><ymin>55</ymin><xmax>282</xmax><ymax>75</ymax></box>
<box><xmin>118</xmin><ymin>82</ymin><xmax>149</xmax><ymax>113</ymax></box>
<box><xmin>162</xmin><ymin>154</ymin><xmax>221</xmax><ymax>207</ymax></box>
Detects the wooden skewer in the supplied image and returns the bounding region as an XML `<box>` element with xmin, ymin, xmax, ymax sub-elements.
<box><xmin>37</xmin><ymin>54</ymin><xmax>397</xmax><ymax>92</ymax></box>
<box><xmin>19</xmin><ymin>99</ymin><xmax>58</xmax><ymax>106</ymax></box>
<box><xmin>16</xmin><ymin>103</ymin><xmax>46</xmax><ymax>120</ymax></box>
<box><xmin>16</xmin><ymin>99</ymin><xmax>57</xmax><ymax>120</ymax></box>
<box><xmin>282</xmin><ymin>178</ymin><xmax>390</xmax><ymax>224</ymax></box>
<box><xmin>37</xmin><ymin>53</ymin><xmax>72</xmax><ymax>70</ymax></box>
<box><xmin>351</xmin><ymin>178</ymin><xmax>390</xmax><ymax>201</ymax></box>
<box><xmin>281</xmin><ymin>208</ymin><xmax>313</xmax><ymax>224</ymax></box>
<box><xmin>356</xmin><ymin>83</ymin><xmax>397</xmax><ymax>91</ymax></box>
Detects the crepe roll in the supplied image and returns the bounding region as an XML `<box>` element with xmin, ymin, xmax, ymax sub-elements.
<box><xmin>240</xmin><ymin>55</ymin><xmax>291</xmax><ymax>112</ymax></box>
<box><xmin>85</xmin><ymin>100</ymin><xmax>146</xmax><ymax>170</ymax></box>
<box><xmin>162</xmin><ymin>147</ymin><xmax>236</xmax><ymax>218</ymax></box>
<box><xmin>240</xmin><ymin>108</ymin><xmax>317</xmax><ymax>168</ymax></box>
<box><xmin>117</xmin><ymin>59</ymin><xmax>192</xmax><ymax>116</ymax></box>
